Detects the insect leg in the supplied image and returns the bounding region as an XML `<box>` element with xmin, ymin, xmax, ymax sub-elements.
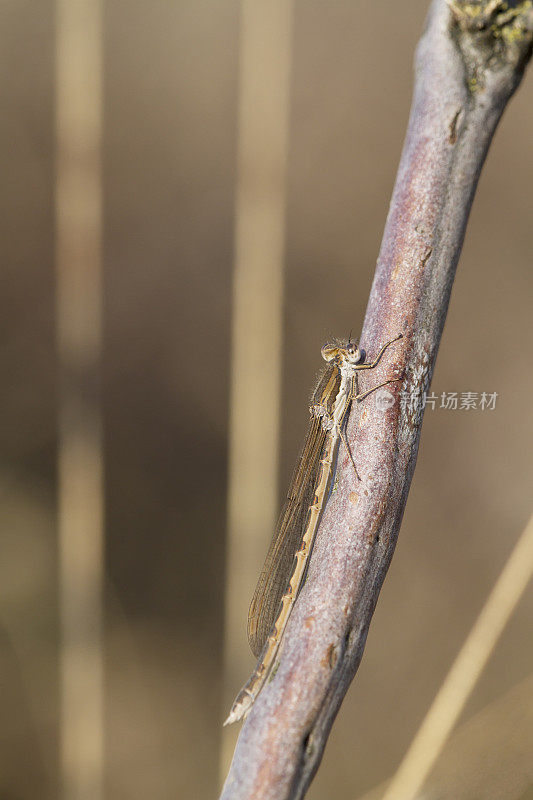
<box><xmin>354</xmin><ymin>377</ymin><xmax>402</xmax><ymax>403</ymax></box>
<box><xmin>356</xmin><ymin>333</ymin><xmax>403</xmax><ymax>370</ymax></box>
<box><xmin>339</xmin><ymin>427</ymin><xmax>360</xmax><ymax>481</ymax></box>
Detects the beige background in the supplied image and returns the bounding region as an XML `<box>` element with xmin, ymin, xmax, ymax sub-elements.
<box><xmin>1</xmin><ymin>1</ymin><xmax>532</xmax><ymax>798</ymax></box>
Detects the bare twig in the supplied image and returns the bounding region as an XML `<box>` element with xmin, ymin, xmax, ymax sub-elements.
<box><xmin>220</xmin><ymin>2</ymin><xmax>533</xmax><ymax>799</ymax></box>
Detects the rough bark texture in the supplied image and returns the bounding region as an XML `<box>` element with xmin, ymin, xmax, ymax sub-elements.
<box><xmin>220</xmin><ymin>2</ymin><xmax>533</xmax><ymax>798</ymax></box>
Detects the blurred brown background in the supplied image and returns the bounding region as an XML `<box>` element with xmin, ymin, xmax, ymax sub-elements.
<box><xmin>1</xmin><ymin>1</ymin><xmax>532</xmax><ymax>798</ymax></box>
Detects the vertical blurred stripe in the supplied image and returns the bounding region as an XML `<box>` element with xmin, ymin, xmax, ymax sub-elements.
<box><xmin>55</xmin><ymin>2</ymin><xmax>104</xmax><ymax>798</ymax></box>
<box><xmin>381</xmin><ymin>512</ymin><xmax>533</xmax><ymax>800</ymax></box>
<box><xmin>221</xmin><ymin>0</ymin><xmax>294</xmax><ymax>775</ymax></box>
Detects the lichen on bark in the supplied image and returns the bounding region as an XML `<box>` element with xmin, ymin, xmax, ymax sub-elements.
<box><xmin>450</xmin><ymin>0</ymin><xmax>533</xmax><ymax>91</ymax></box>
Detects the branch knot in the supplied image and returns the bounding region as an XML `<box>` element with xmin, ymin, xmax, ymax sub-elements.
<box><xmin>449</xmin><ymin>0</ymin><xmax>533</xmax><ymax>91</ymax></box>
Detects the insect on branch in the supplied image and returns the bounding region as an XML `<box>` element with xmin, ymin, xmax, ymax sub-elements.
<box><xmin>220</xmin><ymin>1</ymin><xmax>533</xmax><ymax>798</ymax></box>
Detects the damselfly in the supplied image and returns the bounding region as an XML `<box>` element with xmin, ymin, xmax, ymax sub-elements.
<box><xmin>224</xmin><ymin>333</ymin><xmax>403</xmax><ymax>725</ymax></box>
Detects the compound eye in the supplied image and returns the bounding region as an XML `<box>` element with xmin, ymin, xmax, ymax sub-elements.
<box><xmin>321</xmin><ymin>344</ymin><xmax>338</xmax><ymax>362</ymax></box>
<box><xmin>346</xmin><ymin>342</ymin><xmax>361</xmax><ymax>362</ymax></box>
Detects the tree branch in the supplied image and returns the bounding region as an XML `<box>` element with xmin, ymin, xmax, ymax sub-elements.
<box><xmin>220</xmin><ymin>2</ymin><xmax>533</xmax><ymax>798</ymax></box>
